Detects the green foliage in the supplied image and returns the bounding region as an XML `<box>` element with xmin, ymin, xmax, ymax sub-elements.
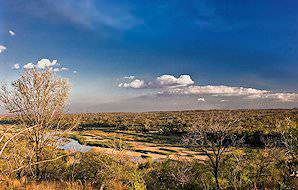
<box><xmin>1</xmin><ymin>147</ymin><xmax>297</xmax><ymax>189</ymax></box>
<box><xmin>29</xmin><ymin>152</ymin><xmax>146</xmax><ymax>189</ymax></box>
<box><xmin>67</xmin><ymin>109</ymin><xmax>298</xmax><ymax>146</ymax></box>
<box><xmin>144</xmin><ymin>160</ymin><xmax>206</xmax><ymax>190</ymax></box>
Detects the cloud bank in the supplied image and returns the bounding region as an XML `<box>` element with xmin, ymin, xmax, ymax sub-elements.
<box><xmin>14</xmin><ymin>58</ymin><xmax>73</xmax><ymax>73</ymax></box>
<box><xmin>162</xmin><ymin>85</ymin><xmax>269</xmax><ymax>96</ymax></box>
<box><xmin>118</xmin><ymin>74</ymin><xmax>298</xmax><ymax>103</ymax></box>
<box><xmin>161</xmin><ymin>85</ymin><xmax>297</xmax><ymax>102</ymax></box>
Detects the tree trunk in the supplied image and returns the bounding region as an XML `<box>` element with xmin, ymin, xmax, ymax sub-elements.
<box><xmin>214</xmin><ymin>159</ymin><xmax>220</xmax><ymax>190</ymax></box>
<box><xmin>35</xmin><ymin>138</ymin><xmax>41</xmax><ymax>180</ymax></box>
<box><xmin>214</xmin><ymin>171</ymin><xmax>220</xmax><ymax>190</ymax></box>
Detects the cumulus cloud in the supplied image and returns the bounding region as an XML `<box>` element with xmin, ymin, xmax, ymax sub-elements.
<box><xmin>37</xmin><ymin>59</ymin><xmax>58</xmax><ymax>69</ymax></box>
<box><xmin>0</xmin><ymin>45</ymin><xmax>7</xmax><ymax>53</ymax></box>
<box><xmin>23</xmin><ymin>63</ymin><xmax>35</xmax><ymax>69</ymax></box>
<box><xmin>20</xmin><ymin>58</ymin><xmax>72</xmax><ymax>72</ymax></box>
<box><xmin>118</xmin><ymin>73</ymin><xmax>298</xmax><ymax>103</ymax></box>
<box><xmin>9</xmin><ymin>30</ymin><xmax>15</xmax><ymax>36</ymax></box>
<box><xmin>155</xmin><ymin>75</ymin><xmax>194</xmax><ymax>87</ymax></box>
<box><xmin>11</xmin><ymin>58</ymin><xmax>74</xmax><ymax>73</ymax></box>
<box><xmin>12</xmin><ymin>64</ymin><xmax>20</xmax><ymax>70</ymax></box>
<box><xmin>119</xmin><ymin>79</ymin><xmax>146</xmax><ymax>89</ymax></box>
<box><xmin>119</xmin><ymin>74</ymin><xmax>194</xmax><ymax>89</ymax></box>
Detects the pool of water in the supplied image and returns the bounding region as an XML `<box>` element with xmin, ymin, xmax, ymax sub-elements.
<box><xmin>60</xmin><ymin>138</ymin><xmax>94</xmax><ymax>152</ymax></box>
<box><xmin>59</xmin><ymin>138</ymin><xmax>161</xmax><ymax>163</ymax></box>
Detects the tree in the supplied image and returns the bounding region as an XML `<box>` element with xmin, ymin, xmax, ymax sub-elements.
<box><xmin>184</xmin><ymin>114</ymin><xmax>242</xmax><ymax>190</ymax></box>
<box><xmin>0</xmin><ymin>68</ymin><xmax>73</xmax><ymax>179</ymax></box>
<box><xmin>276</xmin><ymin>118</ymin><xmax>298</xmax><ymax>180</ymax></box>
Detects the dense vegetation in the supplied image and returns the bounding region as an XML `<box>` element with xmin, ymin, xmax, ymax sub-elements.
<box><xmin>0</xmin><ymin>144</ymin><xmax>296</xmax><ymax>189</ymax></box>
<box><xmin>0</xmin><ymin>109</ymin><xmax>297</xmax><ymax>189</ymax></box>
<box><xmin>76</xmin><ymin>109</ymin><xmax>298</xmax><ymax>146</ymax></box>
<box><xmin>77</xmin><ymin>109</ymin><xmax>297</xmax><ymax>130</ymax></box>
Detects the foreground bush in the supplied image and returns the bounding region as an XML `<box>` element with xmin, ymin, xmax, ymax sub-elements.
<box><xmin>0</xmin><ymin>149</ymin><xmax>297</xmax><ymax>189</ymax></box>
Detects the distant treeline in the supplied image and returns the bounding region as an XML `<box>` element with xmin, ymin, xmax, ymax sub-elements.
<box><xmin>76</xmin><ymin>109</ymin><xmax>297</xmax><ymax>147</ymax></box>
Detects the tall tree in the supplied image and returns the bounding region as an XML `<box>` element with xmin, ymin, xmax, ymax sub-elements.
<box><xmin>0</xmin><ymin>68</ymin><xmax>71</xmax><ymax>178</ymax></box>
<box><xmin>184</xmin><ymin>113</ymin><xmax>242</xmax><ymax>190</ymax></box>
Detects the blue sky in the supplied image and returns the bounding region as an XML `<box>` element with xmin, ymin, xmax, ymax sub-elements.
<box><xmin>0</xmin><ymin>0</ymin><xmax>297</xmax><ymax>112</ymax></box>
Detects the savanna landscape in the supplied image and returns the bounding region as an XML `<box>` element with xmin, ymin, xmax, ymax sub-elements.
<box><xmin>0</xmin><ymin>69</ymin><xmax>297</xmax><ymax>189</ymax></box>
<box><xmin>1</xmin><ymin>1</ymin><xmax>298</xmax><ymax>189</ymax></box>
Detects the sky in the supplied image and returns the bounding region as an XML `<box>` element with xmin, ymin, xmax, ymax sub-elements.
<box><xmin>0</xmin><ymin>0</ymin><xmax>298</xmax><ymax>112</ymax></box>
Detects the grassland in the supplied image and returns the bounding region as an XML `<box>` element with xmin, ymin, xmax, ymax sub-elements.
<box><xmin>58</xmin><ymin>109</ymin><xmax>297</xmax><ymax>162</ymax></box>
<box><xmin>68</xmin><ymin>129</ymin><xmax>206</xmax><ymax>161</ymax></box>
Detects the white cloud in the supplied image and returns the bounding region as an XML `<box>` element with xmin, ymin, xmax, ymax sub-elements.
<box><xmin>73</xmin><ymin>70</ymin><xmax>77</xmax><ymax>74</ymax></box>
<box><xmin>155</xmin><ymin>74</ymin><xmax>194</xmax><ymax>87</ymax></box>
<box><xmin>52</xmin><ymin>67</ymin><xmax>69</xmax><ymax>72</ymax></box>
<box><xmin>247</xmin><ymin>93</ymin><xmax>298</xmax><ymax>102</ymax></box>
<box><xmin>21</xmin><ymin>58</ymin><xmax>72</xmax><ymax>72</ymax></box>
<box><xmin>12</xmin><ymin>64</ymin><xmax>20</xmax><ymax>70</ymax></box>
<box><xmin>118</xmin><ymin>73</ymin><xmax>298</xmax><ymax>103</ymax></box>
<box><xmin>23</xmin><ymin>63</ymin><xmax>35</xmax><ymax>69</ymax></box>
<box><xmin>119</xmin><ymin>74</ymin><xmax>194</xmax><ymax>89</ymax></box>
<box><xmin>37</xmin><ymin>59</ymin><xmax>58</xmax><ymax>69</ymax></box>
<box><xmin>60</xmin><ymin>67</ymin><xmax>69</xmax><ymax>71</ymax></box>
<box><xmin>197</xmin><ymin>98</ymin><xmax>205</xmax><ymax>102</ymax></box>
<box><xmin>124</xmin><ymin>75</ymin><xmax>135</xmax><ymax>79</ymax></box>
<box><xmin>162</xmin><ymin>86</ymin><xmax>298</xmax><ymax>102</ymax></box>
<box><xmin>15</xmin><ymin>58</ymin><xmax>73</xmax><ymax>73</ymax></box>
<box><xmin>163</xmin><ymin>85</ymin><xmax>269</xmax><ymax>96</ymax></box>
<box><xmin>119</xmin><ymin>79</ymin><xmax>146</xmax><ymax>89</ymax></box>
<box><xmin>9</xmin><ymin>30</ymin><xmax>15</xmax><ymax>36</ymax></box>
<box><xmin>0</xmin><ymin>45</ymin><xmax>7</xmax><ymax>53</ymax></box>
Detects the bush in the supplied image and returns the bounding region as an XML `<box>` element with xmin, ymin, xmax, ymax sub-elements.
<box><xmin>144</xmin><ymin>159</ymin><xmax>211</xmax><ymax>190</ymax></box>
